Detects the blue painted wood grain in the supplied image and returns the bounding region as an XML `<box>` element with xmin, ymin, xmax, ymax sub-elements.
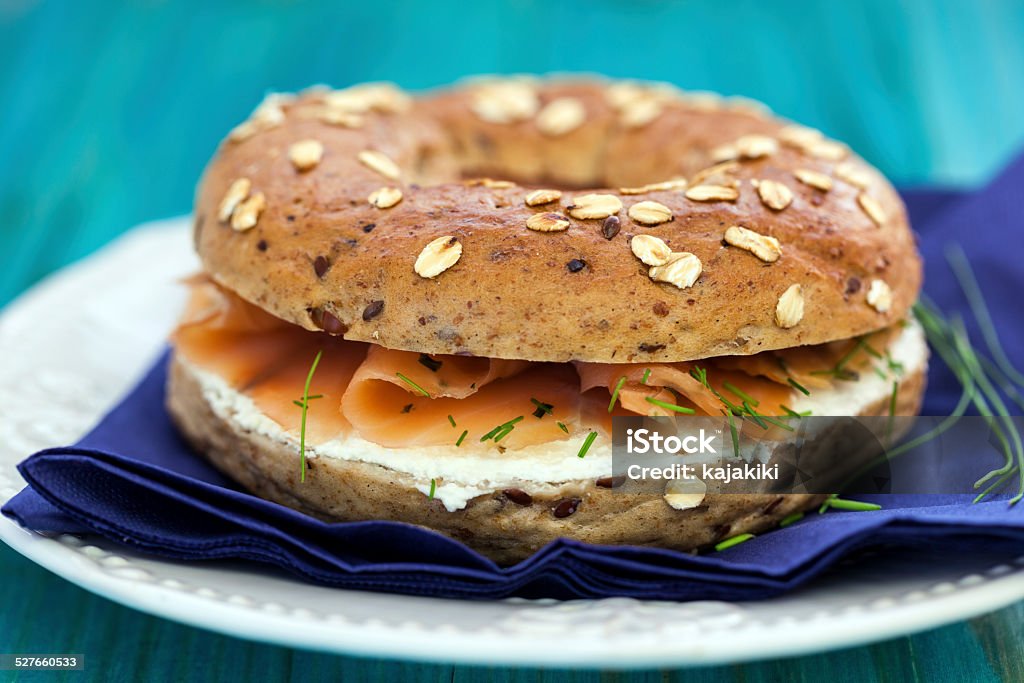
<box><xmin>1</xmin><ymin>0</ymin><xmax>1023</xmax><ymax>679</ymax></box>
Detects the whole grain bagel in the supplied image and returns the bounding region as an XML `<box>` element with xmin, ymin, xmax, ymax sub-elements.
<box><xmin>194</xmin><ymin>77</ymin><xmax>921</xmax><ymax>364</ymax></box>
<box><xmin>168</xmin><ymin>332</ymin><xmax>927</xmax><ymax>564</ymax></box>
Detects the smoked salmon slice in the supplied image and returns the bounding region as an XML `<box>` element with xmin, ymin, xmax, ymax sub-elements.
<box><xmin>576</xmin><ymin>361</ymin><xmax>796</xmax><ymax>419</ymax></box>
<box><xmin>247</xmin><ymin>336</ymin><xmax>367</xmax><ymax>444</ymax></box>
<box><xmin>341</xmin><ymin>362</ymin><xmax>581</xmax><ymax>448</ymax></box>
<box><xmin>715</xmin><ymin>325</ymin><xmax>901</xmax><ymax>390</ymax></box>
<box><xmin>173</xmin><ymin>278</ymin><xmax>902</xmax><ymax>450</ymax></box>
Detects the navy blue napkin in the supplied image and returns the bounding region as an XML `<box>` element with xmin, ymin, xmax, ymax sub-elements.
<box><xmin>4</xmin><ymin>159</ymin><xmax>1024</xmax><ymax>601</ymax></box>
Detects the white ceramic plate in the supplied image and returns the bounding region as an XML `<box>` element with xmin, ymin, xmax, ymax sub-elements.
<box><xmin>2</xmin><ymin>218</ymin><xmax>1023</xmax><ymax>669</ymax></box>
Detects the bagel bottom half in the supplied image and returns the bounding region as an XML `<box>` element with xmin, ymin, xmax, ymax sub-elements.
<box><xmin>166</xmin><ymin>338</ymin><xmax>927</xmax><ymax>566</ymax></box>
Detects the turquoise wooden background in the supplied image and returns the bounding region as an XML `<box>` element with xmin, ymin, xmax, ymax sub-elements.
<box><xmin>2</xmin><ymin>0</ymin><xmax>1024</xmax><ymax>679</ymax></box>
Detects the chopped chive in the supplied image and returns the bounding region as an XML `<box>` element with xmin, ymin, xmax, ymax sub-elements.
<box><xmin>874</xmin><ymin>366</ymin><xmax>889</xmax><ymax>380</ymax></box>
<box><xmin>494</xmin><ymin>424</ymin><xmax>516</xmax><ymax>442</ymax></box>
<box><xmin>577</xmin><ymin>431</ymin><xmax>598</xmax><ymax>459</ymax></box>
<box><xmin>307</xmin><ymin>394</ymin><xmax>323</xmax><ymax>400</ymax></box>
<box><xmin>447</xmin><ymin>414</ymin><xmax>456</xmax><ymax>428</ymax></box>
<box><xmin>608</xmin><ymin>376</ymin><xmax>627</xmax><ymax>413</ymax></box>
<box><xmin>742</xmin><ymin>402</ymin><xmax>768</xmax><ymax>429</ymax></box>
<box><xmin>787</xmin><ymin>377</ymin><xmax>810</xmax><ymax>396</ymax></box>
<box><xmin>396</xmin><ymin>372</ymin><xmax>430</xmax><ymax>397</ymax></box>
<box><xmin>481</xmin><ymin>416</ymin><xmax>525</xmax><ymax>442</ymax></box>
<box><xmin>428</xmin><ymin>478</ymin><xmax>436</xmax><ymax>499</ymax></box>
<box><xmin>455</xmin><ymin>430</ymin><xmax>468</xmax><ymax>447</ymax></box>
<box><xmin>886</xmin><ymin>352</ymin><xmax>905</xmax><ymax>374</ymax></box>
<box><xmin>530</xmin><ymin>398</ymin><xmax>554</xmax><ymax>418</ymax></box>
<box><xmin>690</xmin><ymin>365</ymin><xmax>745</xmax><ymax>416</ymax></box>
<box><xmin>780</xmin><ymin>405</ymin><xmax>806</xmax><ymax>418</ymax></box>
<box><xmin>557</xmin><ymin>421</ymin><xmax>569</xmax><ymax>434</ymax></box>
<box><xmin>292</xmin><ymin>400</ymin><xmax>304</xmax><ymax>408</ymax></box>
<box><xmin>297</xmin><ymin>349</ymin><xmax>323</xmax><ymax>483</ymax></box>
<box><xmin>812</xmin><ymin>333</ymin><xmax>881</xmax><ymax>383</ymax></box>
<box><xmin>818</xmin><ymin>494</ymin><xmax>838</xmax><ymax>514</ymax></box>
<box><xmin>757</xmin><ymin>413</ymin><xmax>795</xmax><ymax>432</ymax></box>
<box><xmin>880</xmin><ymin>378</ymin><xmax>897</xmax><ymax>448</ymax></box>
<box><xmin>479</xmin><ymin>425</ymin><xmax>502</xmax><ymax>442</ymax></box>
<box><xmin>740</xmin><ymin>398</ymin><xmax>790</xmax><ymax>426</ymax></box>
<box><xmin>724</xmin><ymin>382</ymin><xmax>759</xmax><ymax>407</ymax></box>
<box><xmin>886</xmin><ymin>380</ymin><xmax>899</xmax><ymax>444</ymax></box>
<box><xmin>810</xmin><ymin>367</ymin><xmax>859</xmax><ymax>381</ymax></box>
<box><xmin>715</xmin><ymin>533</ymin><xmax>754</xmax><ymax>552</ymax></box>
<box><xmin>779</xmin><ymin>512</ymin><xmax>804</xmax><ymax>527</ymax></box>
<box><xmin>834</xmin><ymin>337</ymin><xmax>870</xmax><ymax>372</ymax></box>
<box><xmin>418</xmin><ymin>354</ymin><xmax>443</xmax><ymax>372</ymax></box>
<box><xmin>400</xmin><ymin>403</ymin><xmax>414</xmax><ymax>414</ymax></box>
<box><xmin>719</xmin><ymin>395</ymin><xmax>744</xmax><ymax>416</ymax></box>
<box><xmin>727</xmin><ymin>412</ymin><xmax>740</xmax><ymax>458</ymax></box>
<box><xmin>863</xmin><ymin>342</ymin><xmax>884</xmax><ymax>360</ymax></box>
<box><xmin>644</xmin><ymin>396</ymin><xmax>696</xmax><ymax>414</ymax></box>
<box><xmin>530</xmin><ymin>398</ymin><xmax>554</xmax><ymax>412</ymax></box>
<box><xmin>641</xmin><ymin>368</ymin><xmax>652</xmax><ymax>385</ymax></box>
<box><xmin>828</xmin><ymin>497</ymin><xmax>882</xmax><ymax>512</ymax></box>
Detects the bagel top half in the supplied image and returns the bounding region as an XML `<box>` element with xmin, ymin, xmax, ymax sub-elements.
<box><xmin>193</xmin><ymin>77</ymin><xmax>921</xmax><ymax>364</ymax></box>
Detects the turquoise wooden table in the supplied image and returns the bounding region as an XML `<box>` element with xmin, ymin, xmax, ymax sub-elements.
<box><xmin>2</xmin><ymin>1</ymin><xmax>1024</xmax><ymax>679</ymax></box>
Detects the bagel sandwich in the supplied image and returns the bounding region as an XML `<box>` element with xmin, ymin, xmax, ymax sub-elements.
<box><xmin>168</xmin><ymin>77</ymin><xmax>926</xmax><ymax>563</ymax></box>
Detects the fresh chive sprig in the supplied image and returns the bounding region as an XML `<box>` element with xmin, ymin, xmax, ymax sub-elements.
<box><xmin>577</xmin><ymin>431</ymin><xmax>598</xmax><ymax>458</ymax></box>
<box><xmin>913</xmin><ymin>290</ymin><xmax>1024</xmax><ymax>504</ymax></box>
<box><xmin>296</xmin><ymin>349</ymin><xmax>323</xmax><ymax>483</ymax></box>
<box><xmin>779</xmin><ymin>512</ymin><xmax>804</xmax><ymax>527</ymax></box>
<box><xmin>644</xmin><ymin>396</ymin><xmax>696</xmax><ymax>414</ymax></box>
<box><xmin>787</xmin><ymin>377</ymin><xmax>810</xmax><ymax>396</ymax></box>
<box><xmin>480</xmin><ymin>416</ymin><xmax>524</xmax><ymax>442</ymax></box>
<box><xmin>530</xmin><ymin>397</ymin><xmax>554</xmax><ymax>418</ymax></box>
<box><xmin>947</xmin><ymin>244</ymin><xmax>1024</xmax><ymax>388</ymax></box>
<box><xmin>608</xmin><ymin>376</ymin><xmax>627</xmax><ymax>413</ymax></box>
<box><xmin>724</xmin><ymin>381</ymin><xmax>759</xmax><ymax>407</ymax></box>
<box><xmin>396</xmin><ymin>372</ymin><xmax>430</xmax><ymax>397</ymax></box>
<box><xmin>819</xmin><ymin>495</ymin><xmax>882</xmax><ymax>513</ymax></box>
<box><xmin>715</xmin><ymin>533</ymin><xmax>754</xmax><ymax>551</ymax></box>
